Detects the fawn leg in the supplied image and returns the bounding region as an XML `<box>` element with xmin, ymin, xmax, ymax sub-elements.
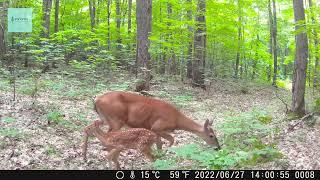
<box><xmin>81</xmin><ymin>131</ymin><xmax>89</xmax><ymax>162</ymax></box>
<box><xmin>106</xmin><ymin>148</ymin><xmax>121</xmax><ymax>170</ymax></box>
<box><xmin>82</xmin><ymin>120</ymin><xmax>103</xmax><ymax>161</ymax></box>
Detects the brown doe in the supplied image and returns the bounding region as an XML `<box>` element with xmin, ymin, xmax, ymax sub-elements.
<box><xmin>82</xmin><ymin>120</ymin><xmax>157</xmax><ymax>169</ymax></box>
<box><xmin>91</xmin><ymin>91</ymin><xmax>220</xmax><ymax>150</ymax></box>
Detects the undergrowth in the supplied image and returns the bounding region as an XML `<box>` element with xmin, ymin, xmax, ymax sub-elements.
<box><xmin>153</xmin><ymin>109</ymin><xmax>281</xmax><ymax>170</ymax></box>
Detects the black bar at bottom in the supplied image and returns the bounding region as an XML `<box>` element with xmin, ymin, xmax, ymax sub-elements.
<box><xmin>0</xmin><ymin>170</ymin><xmax>319</xmax><ymax>180</ymax></box>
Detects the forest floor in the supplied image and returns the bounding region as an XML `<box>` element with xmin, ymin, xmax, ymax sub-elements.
<box><xmin>0</xmin><ymin>69</ymin><xmax>319</xmax><ymax>170</ymax></box>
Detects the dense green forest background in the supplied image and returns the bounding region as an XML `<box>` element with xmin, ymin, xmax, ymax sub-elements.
<box><xmin>1</xmin><ymin>0</ymin><xmax>319</xmax><ymax>114</ymax></box>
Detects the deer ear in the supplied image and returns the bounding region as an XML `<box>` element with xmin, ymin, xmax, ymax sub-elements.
<box><xmin>208</xmin><ymin>120</ymin><xmax>213</xmax><ymax>126</ymax></box>
<box><xmin>204</xmin><ymin>119</ymin><xmax>209</xmax><ymax>130</ymax></box>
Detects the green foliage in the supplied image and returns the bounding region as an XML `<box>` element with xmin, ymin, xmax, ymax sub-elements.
<box><xmin>0</xmin><ymin>128</ymin><xmax>23</xmax><ymax>139</ymax></box>
<box><xmin>45</xmin><ymin>145</ymin><xmax>60</xmax><ymax>156</ymax></box>
<box><xmin>153</xmin><ymin>159</ymin><xmax>176</xmax><ymax>170</ymax></box>
<box><xmin>1</xmin><ymin>117</ymin><xmax>16</xmax><ymax>123</ymax></box>
<box><xmin>161</xmin><ymin>109</ymin><xmax>281</xmax><ymax>170</ymax></box>
<box><xmin>46</xmin><ymin>110</ymin><xmax>64</xmax><ymax>124</ymax></box>
<box><xmin>276</xmin><ymin>79</ymin><xmax>291</xmax><ymax>90</ymax></box>
<box><xmin>171</xmin><ymin>93</ymin><xmax>194</xmax><ymax>108</ymax></box>
<box><xmin>45</xmin><ymin>109</ymin><xmax>80</xmax><ymax>130</ymax></box>
<box><xmin>312</xmin><ymin>98</ymin><xmax>320</xmax><ymax>113</ymax></box>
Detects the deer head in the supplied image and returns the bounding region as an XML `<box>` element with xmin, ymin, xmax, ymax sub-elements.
<box><xmin>201</xmin><ymin>119</ymin><xmax>220</xmax><ymax>150</ymax></box>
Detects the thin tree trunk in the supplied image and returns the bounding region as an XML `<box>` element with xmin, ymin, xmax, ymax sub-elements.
<box><xmin>167</xmin><ymin>2</ymin><xmax>176</xmax><ymax>75</ymax></box>
<box><xmin>252</xmin><ymin>35</ymin><xmax>259</xmax><ymax>80</ymax></box>
<box><xmin>88</xmin><ymin>0</ymin><xmax>96</xmax><ymax>30</ymax></box>
<box><xmin>159</xmin><ymin>3</ymin><xmax>165</xmax><ymax>74</ymax></box>
<box><xmin>291</xmin><ymin>0</ymin><xmax>309</xmax><ymax>116</ymax></box>
<box><xmin>309</xmin><ymin>0</ymin><xmax>319</xmax><ymax>88</ymax></box>
<box><xmin>0</xmin><ymin>1</ymin><xmax>7</xmax><ymax>57</ymax></box>
<box><xmin>128</xmin><ymin>0</ymin><xmax>132</xmax><ymax>34</ymax></box>
<box><xmin>272</xmin><ymin>0</ymin><xmax>278</xmax><ymax>86</ymax></box>
<box><xmin>42</xmin><ymin>0</ymin><xmax>53</xmax><ymax>38</ymax></box>
<box><xmin>96</xmin><ymin>0</ymin><xmax>101</xmax><ymax>25</ymax></box>
<box><xmin>116</xmin><ymin>0</ymin><xmax>122</xmax><ymax>61</ymax></box>
<box><xmin>107</xmin><ymin>0</ymin><xmax>111</xmax><ymax>51</ymax></box>
<box><xmin>186</xmin><ymin>0</ymin><xmax>193</xmax><ymax>79</ymax></box>
<box><xmin>54</xmin><ymin>0</ymin><xmax>59</xmax><ymax>33</ymax></box>
<box><xmin>192</xmin><ymin>0</ymin><xmax>206</xmax><ymax>88</ymax></box>
<box><xmin>268</xmin><ymin>0</ymin><xmax>273</xmax><ymax>82</ymax></box>
<box><xmin>235</xmin><ymin>16</ymin><xmax>241</xmax><ymax>78</ymax></box>
<box><xmin>235</xmin><ymin>0</ymin><xmax>242</xmax><ymax>79</ymax></box>
<box><xmin>136</xmin><ymin>0</ymin><xmax>152</xmax><ymax>87</ymax></box>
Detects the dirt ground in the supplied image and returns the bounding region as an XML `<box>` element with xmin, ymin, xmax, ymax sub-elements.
<box><xmin>0</xmin><ymin>74</ymin><xmax>319</xmax><ymax>170</ymax></box>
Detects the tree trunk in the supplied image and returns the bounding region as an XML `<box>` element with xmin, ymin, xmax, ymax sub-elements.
<box><xmin>96</xmin><ymin>0</ymin><xmax>101</xmax><ymax>25</ymax></box>
<box><xmin>0</xmin><ymin>1</ymin><xmax>7</xmax><ymax>56</ymax></box>
<box><xmin>88</xmin><ymin>0</ymin><xmax>96</xmax><ymax>30</ymax></box>
<box><xmin>107</xmin><ymin>0</ymin><xmax>111</xmax><ymax>51</ymax></box>
<box><xmin>252</xmin><ymin>35</ymin><xmax>259</xmax><ymax>80</ymax></box>
<box><xmin>42</xmin><ymin>0</ymin><xmax>53</xmax><ymax>38</ymax></box>
<box><xmin>116</xmin><ymin>0</ymin><xmax>122</xmax><ymax>61</ymax></box>
<box><xmin>136</xmin><ymin>0</ymin><xmax>152</xmax><ymax>88</ymax></box>
<box><xmin>291</xmin><ymin>0</ymin><xmax>309</xmax><ymax>116</ymax></box>
<box><xmin>309</xmin><ymin>0</ymin><xmax>319</xmax><ymax>88</ymax></box>
<box><xmin>186</xmin><ymin>0</ymin><xmax>193</xmax><ymax>79</ymax></box>
<box><xmin>272</xmin><ymin>0</ymin><xmax>278</xmax><ymax>86</ymax></box>
<box><xmin>268</xmin><ymin>0</ymin><xmax>273</xmax><ymax>82</ymax></box>
<box><xmin>159</xmin><ymin>3</ymin><xmax>165</xmax><ymax>74</ymax></box>
<box><xmin>192</xmin><ymin>0</ymin><xmax>206</xmax><ymax>88</ymax></box>
<box><xmin>54</xmin><ymin>0</ymin><xmax>59</xmax><ymax>33</ymax></box>
<box><xmin>128</xmin><ymin>0</ymin><xmax>132</xmax><ymax>34</ymax></box>
<box><xmin>235</xmin><ymin>0</ymin><xmax>242</xmax><ymax>79</ymax></box>
<box><xmin>167</xmin><ymin>2</ymin><xmax>176</xmax><ymax>75</ymax></box>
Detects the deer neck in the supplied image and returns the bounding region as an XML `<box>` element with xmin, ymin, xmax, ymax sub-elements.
<box><xmin>177</xmin><ymin>114</ymin><xmax>203</xmax><ymax>134</ymax></box>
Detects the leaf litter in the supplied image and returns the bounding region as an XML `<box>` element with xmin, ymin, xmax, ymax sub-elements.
<box><xmin>0</xmin><ymin>75</ymin><xmax>319</xmax><ymax>170</ymax></box>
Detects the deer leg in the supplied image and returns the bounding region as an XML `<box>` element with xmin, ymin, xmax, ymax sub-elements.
<box><xmin>159</xmin><ymin>132</ymin><xmax>174</xmax><ymax>147</ymax></box>
<box><xmin>107</xmin><ymin>119</ymin><xmax>124</xmax><ymax>132</ymax></box>
<box><xmin>141</xmin><ymin>146</ymin><xmax>155</xmax><ymax>162</ymax></box>
<box><xmin>151</xmin><ymin>120</ymin><xmax>173</xmax><ymax>150</ymax></box>
<box><xmin>155</xmin><ymin>135</ymin><xmax>163</xmax><ymax>150</ymax></box>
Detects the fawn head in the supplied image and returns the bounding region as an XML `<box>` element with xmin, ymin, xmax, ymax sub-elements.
<box><xmin>202</xmin><ymin>119</ymin><xmax>220</xmax><ymax>150</ymax></box>
<box><xmin>84</xmin><ymin>120</ymin><xmax>102</xmax><ymax>136</ymax></box>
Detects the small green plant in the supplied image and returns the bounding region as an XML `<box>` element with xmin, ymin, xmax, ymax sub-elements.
<box><xmin>0</xmin><ymin>141</ymin><xmax>8</xmax><ymax>149</ymax></box>
<box><xmin>171</xmin><ymin>93</ymin><xmax>194</xmax><ymax>108</ymax></box>
<box><xmin>276</xmin><ymin>79</ymin><xmax>291</xmax><ymax>90</ymax></box>
<box><xmin>252</xmin><ymin>109</ymin><xmax>273</xmax><ymax>124</ymax></box>
<box><xmin>18</xmin><ymin>72</ymin><xmax>43</xmax><ymax>104</ymax></box>
<box><xmin>46</xmin><ymin>109</ymin><xmax>80</xmax><ymax>129</ymax></box>
<box><xmin>312</xmin><ymin>98</ymin><xmax>320</xmax><ymax>113</ymax></box>
<box><xmin>46</xmin><ymin>110</ymin><xmax>64</xmax><ymax>124</ymax></box>
<box><xmin>153</xmin><ymin>159</ymin><xmax>176</xmax><ymax>170</ymax></box>
<box><xmin>0</xmin><ymin>128</ymin><xmax>23</xmax><ymax>139</ymax></box>
<box><xmin>65</xmin><ymin>89</ymin><xmax>81</xmax><ymax>99</ymax></box>
<box><xmin>1</xmin><ymin>117</ymin><xmax>16</xmax><ymax>123</ymax></box>
<box><xmin>45</xmin><ymin>145</ymin><xmax>60</xmax><ymax>156</ymax></box>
